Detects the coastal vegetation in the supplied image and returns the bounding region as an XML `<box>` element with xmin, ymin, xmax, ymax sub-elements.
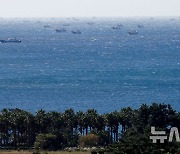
<box><xmin>0</xmin><ymin>103</ymin><xmax>180</xmax><ymax>153</ymax></box>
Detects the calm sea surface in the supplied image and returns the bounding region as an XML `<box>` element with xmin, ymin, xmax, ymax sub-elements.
<box><xmin>0</xmin><ymin>18</ymin><xmax>179</xmax><ymax>113</ymax></box>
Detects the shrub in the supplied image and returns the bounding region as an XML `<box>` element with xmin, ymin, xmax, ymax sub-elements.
<box><xmin>34</xmin><ymin>133</ymin><xmax>57</xmax><ymax>150</ymax></box>
<box><xmin>78</xmin><ymin>134</ymin><xmax>99</xmax><ymax>147</ymax></box>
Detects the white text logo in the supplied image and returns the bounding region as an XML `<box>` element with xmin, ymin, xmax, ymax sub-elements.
<box><xmin>150</xmin><ymin>126</ymin><xmax>180</xmax><ymax>143</ymax></box>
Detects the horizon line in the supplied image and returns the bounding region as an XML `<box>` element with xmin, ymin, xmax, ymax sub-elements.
<box><xmin>0</xmin><ymin>16</ymin><xmax>179</xmax><ymax>19</ymax></box>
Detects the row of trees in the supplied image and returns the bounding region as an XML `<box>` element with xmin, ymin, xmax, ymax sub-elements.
<box><xmin>0</xmin><ymin>103</ymin><xmax>180</xmax><ymax>153</ymax></box>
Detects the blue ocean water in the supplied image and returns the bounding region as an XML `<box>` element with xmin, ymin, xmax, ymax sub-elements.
<box><xmin>0</xmin><ymin>17</ymin><xmax>179</xmax><ymax>113</ymax></box>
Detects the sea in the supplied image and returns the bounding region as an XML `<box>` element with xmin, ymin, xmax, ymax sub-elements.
<box><xmin>0</xmin><ymin>17</ymin><xmax>179</xmax><ymax>113</ymax></box>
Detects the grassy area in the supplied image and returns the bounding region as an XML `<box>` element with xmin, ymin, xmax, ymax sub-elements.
<box><xmin>43</xmin><ymin>152</ymin><xmax>91</xmax><ymax>154</ymax></box>
<box><xmin>0</xmin><ymin>150</ymin><xmax>91</xmax><ymax>154</ymax></box>
<box><xmin>0</xmin><ymin>151</ymin><xmax>32</xmax><ymax>154</ymax></box>
<box><xmin>40</xmin><ymin>152</ymin><xmax>91</xmax><ymax>154</ymax></box>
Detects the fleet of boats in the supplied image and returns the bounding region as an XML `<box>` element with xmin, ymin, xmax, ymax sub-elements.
<box><xmin>0</xmin><ymin>21</ymin><xmax>144</xmax><ymax>45</ymax></box>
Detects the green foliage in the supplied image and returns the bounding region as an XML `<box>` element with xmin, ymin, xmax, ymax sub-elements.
<box><xmin>0</xmin><ymin>103</ymin><xmax>180</xmax><ymax>153</ymax></box>
<box><xmin>91</xmin><ymin>130</ymin><xmax>109</xmax><ymax>146</ymax></box>
<box><xmin>91</xmin><ymin>151</ymin><xmax>98</xmax><ymax>154</ymax></box>
<box><xmin>34</xmin><ymin>133</ymin><xmax>57</xmax><ymax>150</ymax></box>
<box><xmin>107</xmin><ymin>103</ymin><xmax>180</xmax><ymax>153</ymax></box>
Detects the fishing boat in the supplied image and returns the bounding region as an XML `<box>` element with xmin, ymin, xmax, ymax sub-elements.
<box><xmin>87</xmin><ymin>22</ymin><xmax>94</xmax><ymax>25</ymax></box>
<box><xmin>138</xmin><ymin>24</ymin><xmax>144</xmax><ymax>28</ymax></box>
<box><xmin>112</xmin><ymin>26</ymin><xmax>121</xmax><ymax>30</ymax></box>
<box><xmin>71</xmin><ymin>30</ymin><xmax>81</xmax><ymax>34</ymax></box>
<box><xmin>0</xmin><ymin>38</ymin><xmax>21</xmax><ymax>43</ymax></box>
<box><xmin>43</xmin><ymin>25</ymin><xmax>51</xmax><ymax>28</ymax></box>
<box><xmin>55</xmin><ymin>28</ymin><xmax>66</xmax><ymax>33</ymax></box>
<box><xmin>62</xmin><ymin>24</ymin><xmax>70</xmax><ymax>26</ymax></box>
<box><xmin>112</xmin><ymin>24</ymin><xmax>123</xmax><ymax>30</ymax></box>
<box><xmin>128</xmin><ymin>30</ymin><xmax>138</xmax><ymax>35</ymax></box>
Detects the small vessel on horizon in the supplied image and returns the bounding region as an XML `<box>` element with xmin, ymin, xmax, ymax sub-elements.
<box><xmin>138</xmin><ymin>24</ymin><xmax>144</xmax><ymax>28</ymax></box>
<box><xmin>62</xmin><ymin>24</ymin><xmax>70</xmax><ymax>26</ymax></box>
<box><xmin>71</xmin><ymin>30</ymin><xmax>81</xmax><ymax>34</ymax></box>
<box><xmin>87</xmin><ymin>22</ymin><xmax>94</xmax><ymax>25</ymax></box>
<box><xmin>128</xmin><ymin>30</ymin><xmax>138</xmax><ymax>35</ymax></box>
<box><xmin>117</xmin><ymin>24</ymin><xmax>123</xmax><ymax>27</ymax></box>
<box><xmin>112</xmin><ymin>24</ymin><xmax>123</xmax><ymax>30</ymax></box>
<box><xmin>170</xmin><ymin>18</ymin><xmax>176</xmax><ymax>21</ymax></box>
<box><xmin>0</xmin><ymin>38</ymin><xmax>21</xmax><ymax>43</ymax></box>
<box><xmin>72</xmin><ymin>18</ymin><xmax>79</xmax><ymax>21</ymax></box>
<box><xmin>112</xmin><ymin>26</ymin><xmax>121</xmax><ymax>30</ymax></box>
<box><xmin>43</xmin><ymin>25</ymin><xmax>51</xmax><ymax>28</ymax></box>
<box><xmin>55</xmin><ymin>28</ymin><xmax>66</xmax><ymax>33</ymax></box>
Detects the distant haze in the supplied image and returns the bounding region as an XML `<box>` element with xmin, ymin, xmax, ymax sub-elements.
<box><xmin>0</xmin><ymin>0</ymin><xmax>179</xmax><ymax>17</ymax></box>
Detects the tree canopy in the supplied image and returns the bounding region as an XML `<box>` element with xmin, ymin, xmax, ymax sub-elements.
<box><xmin>0</xmin><ymin>103</ymin><xmax>179</xmax><ymax>153</ymax></box>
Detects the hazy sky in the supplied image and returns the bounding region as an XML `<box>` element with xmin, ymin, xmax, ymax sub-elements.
<box><xmin>0</xmin><ymin>0</ymin><xmax>179</xmax><ymax>17</ymax></box>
